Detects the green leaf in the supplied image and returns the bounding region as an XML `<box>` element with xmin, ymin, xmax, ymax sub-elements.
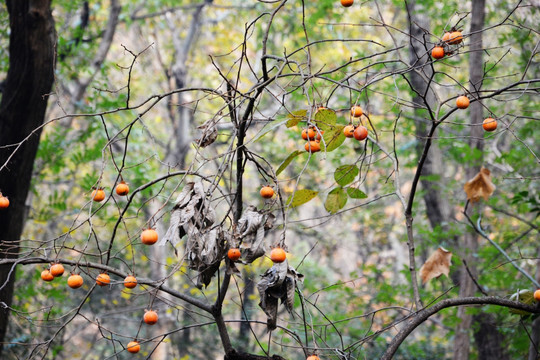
<box><xmin>286</xmin><ymin>110</ymin><xmax>307</xmax><ymax>128</ymax></box>
<box><xmin>509</xmin><ymin>289</ymin><xmax>534</xmax><ymax>315</ymax></box>
<box><xmin>334</xmin><ymin>165</ymin><xmax>359</xmax><ymax>186</ymax></box>
<box><xmin>324</xmin><ymin>187</ymin><xmax>348</xmax><ymax>214</ymax></box>
<box><xmin>320</xmin><ymin>126</ymin><xmax>346</xmax><ymax>152</ymax></box>
<box><xmin>276</xmin><ymin>150</ymin><xmax>303</xmax><ymax>176</ymax></box>
<box><xmin>254</xmin><ymin>118</ymin><xmax>291</xmax><ymax>142</ymax></box>
<box><xmin>347</xmin><ymin>187</ymin><xmax>368</xmax><ymax>199</ymax></box>
<box><xmin>286</xmin><ymin>189</ymin><xmax>318</xmax><ymax>208</ymax></box>
<box><xmin>313</xmin><ymin>108</ymin><xmax>337</xmax><ymax>131</ymax></box>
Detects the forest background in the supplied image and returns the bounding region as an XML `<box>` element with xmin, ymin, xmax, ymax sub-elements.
<box><xmin>0</xmin><ymin>0</ymin><xmax>539</xmax><ymax>359</ymax></box>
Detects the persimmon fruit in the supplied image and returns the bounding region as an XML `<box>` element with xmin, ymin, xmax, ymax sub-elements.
<box><xmin>50</xmin><ymin>263</ymin><xmax>65</xmax><ymax>277</ymax></box>
<box><xmin>442</xmin><ymin>32</ymin><xmax>452</xmax><ymax>42</ymax></box>
<box><xmin>307</xmin><ymin>356</ymin><xmax>320</xmax><ymax>360</ymax></box>
<box><xmin>431</xmin><ymin>46</ymin><xmax>445</xmax><ymax>59</ymax></box>
<box><xmin>127</xmin><ymin>341</ymin><xmax>140</xmax><ymax>353</ymax></box>
<box><xmin>301</xmin><ymin>128</ymin><xmax>316</xmax><ymax>141</ymax></box>
<box><xmin>304</xmin><ymin>141</ymin><xmax>320</xmax><ymax>153</ymax></box>
<box><xmin>353</xmin><ymin>126</ymin><xmax>368</xmax><ymax>141</ymax></box>
<box><xmin>260</xmin><ymin>186</ymin><xmax>274</xmax><ymax>199</ymax></box>
<box><xmin>91</xmin><ymin>188</ymin><xmax>105</xmax><ymax>202</ymax></box>
<box><xmin>316</xmin><ymin>130</ymin><xmax>324</xmax><ymax>141</ymax></box>
<box><xmin>68</xmin><ymin>274</ymin><xmax>84</xmax><ymax>289</ymax></box>
<box><xmin>228</xmin><ymin>248</ymin><xmax>241</xmax><ymax>261</ymax></box>
<box><xmin>144</xmin><ymin>310</ymin><xmax>159</xmax><ymax>325</ymax></box>
<box><xmin>0</xmin><ymin>195</ymin><xmax>9</xmax><ymax>209</ymax></box>
<box><xmin>350</xmin><ymin>106</ymin><xmax>363</xmax><ymax>118</ymax></box>
<box><xmin>340</xmin><ymin>0</ymin><xmax>353</xmax><ymax>7</ymax></box>
<box><xmin>482</xmin><ymin>117</ymin><xmax>497</xmax><ymax>132</ymax></box>
<box><xmin>116</xmin><ymin>181</ymin><xmax>129</xmax><ymax>196</ymax></box>
<box><xmin>96</xmin><ymin>273</ymin><xmax>110</xmax><ymax>286</ymax></box>
<box><xmin>343</xmin><ymin>125</ymin><xmax>355</xmax><ymax>138</ymax></box>
<box><xmin>124</xmin><ymin>275</ymin><xmax>138</xmax><ymax>289</ymax></box>
<box><xmin>448</xmin><ymin>30</ymin><xmax>463</xmax><ymax>44</ymax></box>
<box><xmin>141</xmin><ymin>228</ymin><xmax>158</xmax><ymax>245</ymax></box>
<box><xmin>41</xmin><ymin>269</ymin><xmax>54</xmax><ymax>282</ymax></box>
<box><xmin>456</xmin><ymin>96</ymin><xmax>470</xmax><ymax>109</ymax></box>
<box><xmin>270</xmin><ymin>247</ymin><xmax>287</xmax><ymax>263</ymax></box>
<box><xmin>535</xmin><ymin>289</ymin><xmax>540</xmax><ymax>302</ymax></box>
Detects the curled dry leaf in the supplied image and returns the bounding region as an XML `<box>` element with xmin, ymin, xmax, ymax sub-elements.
<box><xmin>194</xmin><ymin>122</ymin><xmax>218</xmax><ymax>148</ymax></box>
<box><xmin>257</xmin><ymin>261</ymin><xmax>304</xmax><ymax>330</ymax></box>
<box><xmin>463</xmin><ymin>167</ymin><xmax>495</xmax><ymax>203</ymax></box>
<box><xmin>420</xmin><ymin>247</ymin><xmax>452</xmax><ymax>284</ymax></box>
<box><xmin>161</xmin><ymin>182</ymin><xmax>224</xmax><ymax>288</ymax></box>
<box><xmin>237</xmin><ymin>206</ymin><xmax>275</xmax><ymax>263</ymax></box>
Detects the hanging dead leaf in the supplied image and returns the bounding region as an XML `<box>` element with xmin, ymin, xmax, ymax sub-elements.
<box><xmin>257</xmin><ymin>262</ymin><xmax>303</xmax><ymax>330</ymax></box>
<box><xmin>160</xmin><ymin>182</ymin><xmax>224</xmax><ymax>288</ymax></box>
<box><xmin>194</xmin><ymin>122</ymin><xmax>218</xmax><ymax>147</ymax></box>
<box><xmin>237</xmin><ymin>206</ymin><xmax>274</xmax><ymax>263</ymax></box>
<box><xmin>463</xmin><ymin>167</ymin><xmax>495</xmax><ymax>203</ymax></box>
<box><xmin>420</xmin><ymin>247</ymin><xmax>452</xmax><ymax>284</ymax></box>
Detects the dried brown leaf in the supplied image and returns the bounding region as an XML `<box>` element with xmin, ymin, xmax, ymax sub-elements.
<box><xmin>463</xmin><ymin>167</ymin><xmax>496</xmax><ymax>203</ymax></box>
<box><xmin>257</xmin><ymin>262</ymin><xmax>303</xmax><ymax>330</ymax></box>
<box><xmin>420</xmin><ymin>247</ymin><xmax>453</xmax><ymax>284</ymax></box>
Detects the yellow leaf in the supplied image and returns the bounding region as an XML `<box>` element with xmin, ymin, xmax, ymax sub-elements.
<box><xmin>420</xmin><ymin>247</ymin><xmax>452</xmax><ymax>284</ymax></box>
<box><xmin>463</xmin><ymin>167</ymin><xmax>495</xmax><ymax>203</ymax></box>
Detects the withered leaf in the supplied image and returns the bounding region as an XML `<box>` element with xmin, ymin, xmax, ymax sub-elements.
<box><xmin>420</xmin><ymin>247</ymin><xmax>452</xmax><ymax>284</ymax></box>
<box><xmin>464</xmin><ymin>167</ymin><xmax>496</xmax><ymax>203</ymax></box>
<box><xmin>238</xmin><ymin>206</ymin><xmax>273</xmax><ymax>263</ymax></box>
<box><xmin>161</xmin><ymin>182</ymin><xmax>224</xmax><ymax>288</ymax></box>
<box><xmin>257</xmin><ymin>262</ymin><xmax>303</xmax><ymax>330</ymax></box>
<box><xmin>194</xmin><ymin>122</ymin><xmax>218</xmax><ymax>147</ymax></box>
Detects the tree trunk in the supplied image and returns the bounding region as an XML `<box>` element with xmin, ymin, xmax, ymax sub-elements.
<box><xmin>0</xmin><ymin>0</ymin><xmax>56</xmax><ymax>356</ymax></box>
<box><xmin>453</xmin><ymin>1</ymin><xmax>488</xmax><ymax>359</ymax></box>
<box><xmin>473</xmin><ymin>313</ymin><xmax>510</xmax><ymax>360</ymax></box>
<box><xmin>406</xmin><ymin>1</ymin><xmax>449</xmax><ymax>232</ymax></box>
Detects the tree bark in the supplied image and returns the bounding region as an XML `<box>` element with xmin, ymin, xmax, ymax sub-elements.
<box><xmin>453</xmin><ymin>1</ymin><xmax>487</xmax><ymax>359</ymax></box>
<box><xmin>406</xmin><ymin>0</ymin><xmax>449</xmax><ymax>232</ymax></box>
<box><xmin>473</xmin><ymin>313</ymin><xmax>510</xmax><ymax>360</ymax></box>
<box><xmin>0</xmin><ymin>0</ymin><xmax>56</xmax><ymax>355</ymax></box>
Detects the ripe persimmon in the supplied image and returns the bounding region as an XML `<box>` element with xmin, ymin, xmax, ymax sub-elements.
<box><xmin>91</xmin><ymin>188</ymin><xmax>105</xmax><ymax>202</ymax></box>
<box><xmin>116</xmin><ymin>181</ymin><xmax>129</xmax><ymax>196</ymax></box>
<box><xmin>442</xmin><ymin>32</ymin><xmax>452</xmax><ymax>43</ymax></box>
<box><xmin>96</xmin><ymin>273</ymin><xmax>110</xmax><ymax>286</ymax></box>
<box><xmin>307</xmin><ymin>356</ymin><xmax>320</xmax><ymax>360</ymax></box>
<box><xmin>50</xmin><ymin>263</ymin><xmax>65</xmax><ymax>277</ymax></box>
<box><xmin>482</xmin><ymin>117</ymin><xmax>497</xmax><ymax>132</ymax></box>
<box><xmin>260</xmin><ymin>186</ymin><xmax>274</xmax><ymax>199</ymax></box>
<box><xmin>144</xmin><ymin>310</ymin><xmax>159</xmax><ymax>325</ymax></box>
<box><xmin>304</xmin><ymin>140</ymin><xmax>320</xmax><ymax>153</ymax></box>
<box><xmin>126</xmin><ymin>341</ymin><xmax>140</xmax><ymax>354</ymax></box>
<box><xmin>270</xmin><ymin>247</ymin><xmax>287</xmax><ymax>263</ymax></box>
<box><xmin>124</xmin><ymin>275</ymin><xmax>138</xmax><ymax>289</ymax></box>
<box><xmin>0</xmin><ymin>194</ymin><xmax>9</xmax><ymax>209</ymax></box>
<box><xmin>353</xmin><ymin>126</ymin><xmax>368</xmax><ymax>141</ymax></box>
<box><xmin>340</xmin><ymin>0</ymin><xmax>354</xmax><ymax>7</ymax></box>
<box><xmin>68</xmin><ymin>274</ymin><xmax>84</xmax><ymax>289</ymax></box>
<box><xmin>41</xmin><ymin>269</ymin><xmax>54</xmax><ymax>282</ymax></box>
<box><xmin>350</xmin><ymin>106</ymin><xmax>363</xmax><ymax>118</ymax></box>
<box><xmin>301</xmin><ymin>128</ymin><xmax>316</xmax><ymax>141</ymax></box>
<box><xmin>431</xmin><ymin>46</ymin><xmax>445</xmax><ymax>59</ymax></box>
<box><xmin>534</xmin><ymin>289</ymin><xmax>540</xmax><ymax>302</ymax></box>
<box><xmin>343</xmin><ymin>125</ymin><xmax>355</xmax><ymax>138</ymax></box>
<box><xmin>316</xmin><ymin>130</ymin><xmax>324</xmax><ymax>141</ymax></box>
<box><xmin>228</xmin><ymin>248</ymin><xmax>241</xmax><ymax>261</ymax></box>
<box><xmin>141</xmin><ymin>228</ymin><xmax>158</xmax><ymax>245</ymax></box>
<box><xmin>456</xmin><ymin>95</ymin><xmax>470</xmax><ymax>109</ymax></box>
<box><xmin>448</xmin><ymin>30</ymin><xmax>463</xmax><ymax>44</ymax></box>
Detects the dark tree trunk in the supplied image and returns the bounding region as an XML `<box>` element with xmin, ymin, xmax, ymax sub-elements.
<box><xmin>454</xmin><ymin>1</ymin><xmax>488</xmax><ymax>359</ymax></box>
<box><xmin>224</xmin><ymin>350</ymin><xmax>286</xmax><ymax>360</ymax></box>
<box><xmin>0</xmin><ymin>0</ymin><xmax>56</xmax><ymax>355</ymax></box>
<box><xmin>406</xmin><ymin>1</ymin><xmax>449</xmax><ymax>231</ymax></box>
<box><xmin>473</xmin><ymin>313</ymin><xmax>510</xmax><ymax>360</ymax></box>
